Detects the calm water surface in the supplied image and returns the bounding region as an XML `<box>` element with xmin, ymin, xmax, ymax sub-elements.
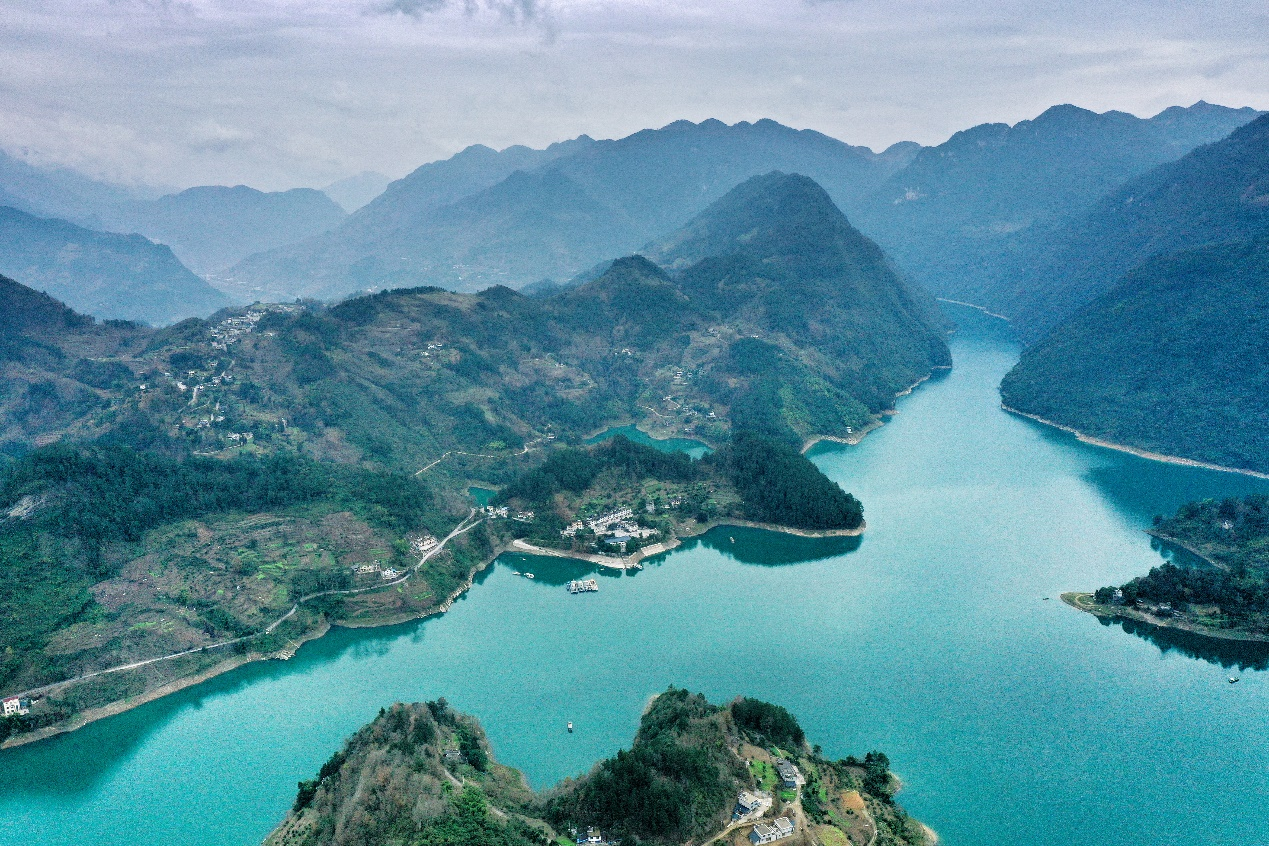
<box><xmin>4</xmin><ymin>305</ymin><xmax>1268</xmax><ymax>846</ymax></box>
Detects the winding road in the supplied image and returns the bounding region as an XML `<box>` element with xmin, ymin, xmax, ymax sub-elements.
<box><xmin>7</xmin><ymin>510</ymin><xmax>485</xmax><ymax>702</ymax></box>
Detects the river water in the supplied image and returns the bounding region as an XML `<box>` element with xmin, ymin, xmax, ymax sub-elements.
<box><xmin>3</xmin><ymin>305</ymin><xmax>1268</xmax><ymax>846</ymax></box>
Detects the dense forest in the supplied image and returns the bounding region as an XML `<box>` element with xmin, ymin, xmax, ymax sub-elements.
<box><xmin>1094</xmin><ymin>494</ymin><xmax>1269</xmax><ymax>633</ymax></box>
<box><xmin>1001</xmin><ymin>237</ymin><xmax>1269</xmax><ymax>475</ymax></box>
<box><xmin>267</xmin><ymin>689</ymin><xmax>927</xmax><ymax>846</ymax></box>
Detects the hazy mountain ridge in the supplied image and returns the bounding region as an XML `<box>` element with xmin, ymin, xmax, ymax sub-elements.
<box><xmin>1000</xmin><ymin>236</ymin><xmax>1269</xmax><ymax>474</ymax></box>
<box><xmin>0</xmin><ymin>206</ymin><xmax>231</xmax><ymax>325</ymax></box>
<box><xmin>225</xmin><ymin>119</ymin><xmax>920</xmax><ymax>302</ymax></box>
<box><xmin>853</xmin><ymin>102</ymin><xmax>1264</xmax><ymax>310</ymax></box>
<box><xmin>103</xmin><ymin>185</ymin><xmax>347</xmax><ymax>276</ymax></box>
<box><xmin>998</xmin><ymin>113</ymin><xmax>1269</xmax><ymax>338</ymax></box>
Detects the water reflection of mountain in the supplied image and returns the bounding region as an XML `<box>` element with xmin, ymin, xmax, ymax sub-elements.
<box><xmin>696</xmin><ymin>525</ymin><xmax>862</xmax><ymax>566</ymax></box>
<box><xmin>1101</xmin><ymin>615</ymin><xmax>1269</xmax><ymax>672</ymax></box>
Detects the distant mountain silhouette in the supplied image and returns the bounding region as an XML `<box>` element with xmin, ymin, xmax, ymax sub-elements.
<box><xmin>321</xmin><ymin>171</ymin><xmax>392</xmax><ymax>212</ymax></box>
<box><xmin>853</xmin><ymin>102</ymin><xmax>1264</xmax><ymax>309</ymax></box>
<box><xmin>104</xmin><ymin>185</ymin><xmax>347</xmax><ymax>275</ymax></box>
<box><xmin>226</xmin><ymin>120</ymin><xmax>917</xmax><ymax>302</ymax></box>
<box><xmin>999</xmin><ymin>113</ymin><xmax>1269</xmax><ymax>337</ymax></box>
<box><xmin>0</xmin><ymin>205</ymin><xmax>230</xmax><ymax>325</ymax></box>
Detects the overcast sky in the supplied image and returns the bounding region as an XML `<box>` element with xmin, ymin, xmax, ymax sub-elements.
<box><xmin>2</xmin><ymin>0</ymin><xmax>1267</xmax><ymax>191</ymax></box>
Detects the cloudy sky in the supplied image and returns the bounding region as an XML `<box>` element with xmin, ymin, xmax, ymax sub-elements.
<box><xmin>2</xmin><ymin>0</ymin><xmax>1267</xmax><ymax>191</ymax></box>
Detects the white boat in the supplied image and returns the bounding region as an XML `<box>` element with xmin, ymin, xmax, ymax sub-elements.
<box><xmin>511</xmin><ymin>571</ymin><xmax>521</xmax><ymax>576</ymax></box>
<box><xmin>567</xmin><ymin>721</ymin><xmax>574</xmax><ymax>733</ymax></box>
<box><xmin>524</xmin><ymin>572</ymin><xmax>535</xmax><ymax>579</ymax></box>
<box><xmin>1229</xmin><ymin>676</ymin><xmax>1240</xmax><ymax>684</ymax></box>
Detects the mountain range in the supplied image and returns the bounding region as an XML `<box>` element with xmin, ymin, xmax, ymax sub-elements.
<box><xmin>0</xmin><ymin>172</ymin><xmax>948</xmax><ymax>469</ymax></box>
<box><xmin>0</xmin><ymin>205</ymin><xmax>231</xmax><ymax>325</ymax></box>
<box><xmin>102</xmin><ymin>185</ymin><xmax>347</xmax><ymax>276</ymax></box>
<box><xmin>852</xmin><ymin>102</ymin><xmax>1264</xmax><ymax>315</ymax></box>
<box><xmin>224</xmin><ymin>119</ymin><xmax>919</xmax><ymax>302</ymax></box>
<box><xmin>996</xmin><ymin>113</ymin><xmax>1269</xmax><ymax>338</ymax></box>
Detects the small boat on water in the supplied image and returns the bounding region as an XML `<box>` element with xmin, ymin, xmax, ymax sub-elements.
<box><xmin>1230</xmin><ymin>676</ymin><xmax>1241</xmax><ymax>684</ymax></box>
<box><xmin>524</xmin><ymin>572</ymin><xmax>535</xmax><ymax>579</ymax></box>
<box><xmin>729</xmin><ymin>536</ymin><xmax>735</xmax><ymax>544</ymax></box>
<box><xmin>567</xmin><ymin>722</ymin><xmax>574</xmax><ymax>733</ymax></box>
<box><xmin>511</xmin><ymin>571</ymin><xmax>521</xmax><ymax>576</ymax></box>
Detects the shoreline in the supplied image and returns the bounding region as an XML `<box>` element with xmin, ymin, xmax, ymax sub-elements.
<box><xmin>1002</xmin><ymin>405</ymin><xmax>1269</xmax><ymax>481</ymax></box>
<box><xmin>936</xmin><ymin>297</ymin><xmax>1012</xmax><ymax>321</ymax></box>
<box><xmin>509</xmin><ymin>518</ymin><xmax>867</xmax><ymax>570</ymax></box>
<box><xmin>1060</xmin><ymin>592</ymin><xmax>1269</xmax><ymax>644</ymax></box>
<box><xmin>0</xmin><ymin>620</ymin><xmax>334</xmax><ymax>750</ymax></box>
<box><xmin>0</xmin><ymin>512</ymin><xmax>863</xmax><ymax>748</ymax></box>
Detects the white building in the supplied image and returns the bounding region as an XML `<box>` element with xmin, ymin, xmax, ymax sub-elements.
<box><xmin>749</xmin><ymin>817</ymin><xmax>794</xmax><ymax>844</ymax></box>
<box><xmin>3</xmin><ymin>696</ymin><xmax>30</xmax><ymax>716</ymax></box>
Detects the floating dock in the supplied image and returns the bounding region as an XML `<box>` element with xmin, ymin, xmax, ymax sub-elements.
<box><xmin>567</xmin><ymin>579</ymin><xmax>599</xmax><ymax>594</ymax></box>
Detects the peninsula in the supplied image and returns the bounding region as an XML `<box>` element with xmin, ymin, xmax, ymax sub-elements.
<box><xmin>264</xmin><ymin>688</ymin><xmax>932</xmax><ymax>846</ymax></box>
<box><xmin>1065</xmin><ymin>493</ymin><xmax>1269</xmax><ymax>642</ymax></box>
<box><xmin>485</xmin><ymin>432</ymin><xmax>865</xmax><ymax>568</ymax></box>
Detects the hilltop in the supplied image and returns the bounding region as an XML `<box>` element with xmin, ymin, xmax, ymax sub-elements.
<box><xmin>1000</xmin><ymin>236</ymin><xmax>1269</xmax><ymax>475</ymax></box>
<box><xmin>264</xmin><ymin>689</ymin><xmax>930</xmax><ymax>846</ymax></box>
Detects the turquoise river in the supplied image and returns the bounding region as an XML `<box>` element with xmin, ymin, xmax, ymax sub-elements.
<box><xmin>3</xmin><ymin>305</ymin><xmax>1268</xmax><ymax>845</ymax></box>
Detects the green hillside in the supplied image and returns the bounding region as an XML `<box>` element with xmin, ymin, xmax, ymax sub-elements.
<box><xmin>1074</xmin><ymin>494</ymin><xmax>1269</xmax><ymax>639</ymax></box>
<box><xmin>264</xmin><ymin>689</ymin><xmax>928</xmax><ymax>846</ymax></box>
<box><xmin>1000</xmin><ymin>237</ymin><xmax>1269</xmax><ymax>474</ymax></box>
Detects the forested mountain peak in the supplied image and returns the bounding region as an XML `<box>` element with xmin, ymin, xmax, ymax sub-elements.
<box><xmin>644</xmin><ymin>171</ymin><xmax>879</xmax><ymax>273</ymax></box>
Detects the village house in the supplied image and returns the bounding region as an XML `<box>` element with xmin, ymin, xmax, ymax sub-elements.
<box><xmin>749</xmin><ymin>817</ymin><xmax>794</xmax><ymax>844</ymax></box>
<box><xmin>775</xmin><ymin>760</ymin><xmax>803</xmax><ymax>789</ymax></box>
<box><xmin>732</xmin><ymin>789</ymin><xmax>771</xmax><ymax>821</ymax></box>
<box><xmin>3</xmin><ymin>696</ymin><xmax>30</xmax><ymax>716</ymax></box>
<box><xmin>576</xmin><ymin>827</ymin><xmax>605</xmax><ymax>845</ymax></box>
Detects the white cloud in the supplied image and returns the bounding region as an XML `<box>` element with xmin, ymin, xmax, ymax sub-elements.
<box><xmin>0</xmin><ymin>0</ymin><xmax>1265</xmax><ymax>190</ymax></box>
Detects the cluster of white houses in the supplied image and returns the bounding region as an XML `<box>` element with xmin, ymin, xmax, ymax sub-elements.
<box><xmin>561</xmin><ymin>508</ymin><xmax>658</xmax><ymax>550</ymax></box>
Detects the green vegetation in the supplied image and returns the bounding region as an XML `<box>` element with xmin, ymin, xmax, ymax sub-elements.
<box><xmin>717</xmin><ymin>431</ymin><xmax>864</xmax><ymax>530</ymax></box>
<box><xmin>491</xmin><ymin>433</ymin><xmax>863</xmax><ymax>555</ymax></box>
<box><xmin>0</xmin><ymin>442</ymin><xmax>467</xmax><ymax>708</ymax></box>
<box><xmin>265</xmin><ymin>690</ymin><xmax>927</xmax><ymax>846</ymax></box>
<box><xmin>731</xmin><ymin>696</ymin><xmax>806</xmax><ymax>747</ymax></box>
<box><xmin>1001</xmin><ymin>236</ymin><xmax>1269</xmax><ymax>475</ymax></box>
<box><xmin>1092</xmin><ymin>494</ymin><xmax>1269</xmax><ymax>635</ymax></box>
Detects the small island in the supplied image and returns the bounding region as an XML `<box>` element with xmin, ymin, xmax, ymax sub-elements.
<box><xmin>484</xmin><ymin>432</ymin><xmax>865</xmax><ymax>568</ymax></box>
<box><xmin>1065</xmin><ymin>493</ymin><xmax>1269</xmax><ymax>642</ymax></box>
<box><xmin>265</xmin><ymin>687</ymin><xmax>931</xmax><ymax>846</ymax></box>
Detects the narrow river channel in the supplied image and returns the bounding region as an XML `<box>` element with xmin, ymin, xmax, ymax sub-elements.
<box><xmin>3</xmin><ymin>304</ymin><xmax>1267</xmax><ymax>846</ymax></box>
